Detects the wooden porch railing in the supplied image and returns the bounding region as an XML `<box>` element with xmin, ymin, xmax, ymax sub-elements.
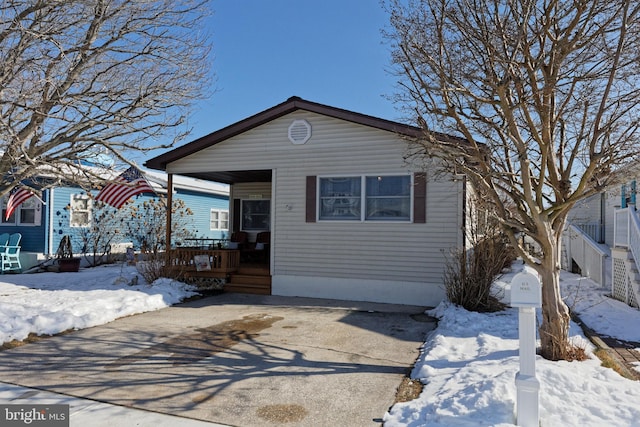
<box><xmin>168</xmin><ymin>248</ymin><xmax>240</xmax><ymax>275</ymax></box>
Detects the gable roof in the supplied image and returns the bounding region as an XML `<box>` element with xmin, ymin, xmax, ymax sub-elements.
<box><xmin>144</xmin><ymin>96</ymin><xmax>446</xmax><ymax>172</ymax></box>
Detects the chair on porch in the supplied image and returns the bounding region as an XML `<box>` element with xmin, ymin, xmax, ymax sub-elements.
<box><xmin>1</xmin><ymin>233</ymin><xmax>22</xmax><ymax>273</ymax></box>
<box><xmin>228</xmin><ymin>231</ymin><xmax>248</xmax><ymax>250</ymax></box>
<box><xmin>0</xmin><ymin>233</ymin><xmax>9</xmax><ymax>250</ymax></box>
<box><xmin>241</xmin><ymin>231</ymin><xmax>270</xmax><ymax>263</ymax></box>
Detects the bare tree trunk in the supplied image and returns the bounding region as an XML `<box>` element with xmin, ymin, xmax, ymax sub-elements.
<box><xmin>538</xmin><ymin>236</ymin><xmax>570</xmax><ymax>360</ymax></box>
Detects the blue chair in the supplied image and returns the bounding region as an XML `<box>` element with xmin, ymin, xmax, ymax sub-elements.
<box><xmin>0</xmin><ymin>233</ymin><xmax>11</xmax><ymax>264</ymax></box>
<box><xmin>1</xmin><ymin>233</ymin><xmax>22</xmax><ymax>273</ymax></box>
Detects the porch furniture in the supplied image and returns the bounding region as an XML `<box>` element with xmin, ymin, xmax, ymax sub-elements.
<box><xmin>1</xmin><ymin>233</ymin><xmax>22</xmax><ymax>273</ymax></box>
<box><xmin>0</xmin><ymin>234</ymin><xmax>9</xmax><ymax>250</ymax></box>
<box><xmin>229</xmin><ymin>231</ymin><xmax>248</xmax><ymax>250</ymax></box>
<box><xmin>241</xmin><ymin>231</ymin><xmax>270</xmax><ymax>263</ymax></box>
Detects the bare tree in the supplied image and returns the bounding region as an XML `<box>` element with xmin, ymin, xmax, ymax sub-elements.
<box><xmin>0</xmin><ymin>0</ymin><xmax>212</xmax><ymax>197</ymax></box>
<box><xmin>386</xmin><ymin>0</ymin><xmax>640</xmax><ymax>360</ymax></box>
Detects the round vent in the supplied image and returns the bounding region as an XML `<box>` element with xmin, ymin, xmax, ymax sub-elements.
<box><xmin>288</xmin><ymin>119</ymin><xmax>312</xmax><ymax>144</ymax></box>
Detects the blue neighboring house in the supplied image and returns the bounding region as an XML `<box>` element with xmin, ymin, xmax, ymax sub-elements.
<box><xmin>0</xmin><ymin>168</ymin><xmax>229</xmax><ymax>271</ymax></box>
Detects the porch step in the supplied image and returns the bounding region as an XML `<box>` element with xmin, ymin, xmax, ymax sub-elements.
<box><xmin>225</xmin><ymin>268</ymin><xmax>272</xmax><ymax>295</ymax></box>
<box><xmin>225</xmin><ymin>278</ymin><xmax>271</xmax><ymax>295</ymax></box>
<box><xmin>230</xmin><ymin>274</ymin><xmax>272</xmax><ymax>286</ymax></box>
<box><xmin>236</xmin><ymin>265</ymin><xmax>270</xmax><ymax>276</ymax></box>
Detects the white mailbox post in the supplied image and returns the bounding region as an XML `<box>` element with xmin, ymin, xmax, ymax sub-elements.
<box><xmin>511</xmin><ymin>269</ymin><xmax>542</xmax><ymax>427</ymax></box>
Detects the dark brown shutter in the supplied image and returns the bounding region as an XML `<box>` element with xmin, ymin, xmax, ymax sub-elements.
<box><xmin>306</xmin><ymin>176</ymin><xmax>317</xmax><ymax>223</ymax></box>
<box><xmin>413</xmin><ymin>173</ymin><xmax>426</xmax><ymax>223</ymax></box>
<box><xmin>233</xmin><ymin>199</ymin><xmax>241</xmax><ymax>231</ymax></box>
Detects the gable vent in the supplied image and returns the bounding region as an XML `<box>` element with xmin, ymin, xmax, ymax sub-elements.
<box><xmin>288</xmin><ymin>119</ymin><xmax>312</xmax><ymax>144</ymax></box>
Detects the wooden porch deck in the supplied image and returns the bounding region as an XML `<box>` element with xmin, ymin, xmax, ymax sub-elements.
<box><xmin>168</xmin><ymin>248</ymin><xmax>271</xmax><ymax>295</ymax></box>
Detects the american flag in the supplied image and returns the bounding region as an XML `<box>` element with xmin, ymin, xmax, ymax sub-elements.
<box><xmin>95</xmin><ymin>166</ymin><xmax>155</xmax><ymax>209</ymax></box>
<box><xmin>5</xmin><ymin>187</ymin><xmax>34</xmax><ymax>221</ymax></box>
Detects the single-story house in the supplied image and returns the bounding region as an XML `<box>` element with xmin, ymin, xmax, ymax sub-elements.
<box><xmin>145</xmin><ymin>96</ymin><xmax>470</xmax><ymax>306</ymax></box>
<box><xmin>0</xmin><ymin>169</ymin><xmax>229</xmax><ymax>271</ymax></box>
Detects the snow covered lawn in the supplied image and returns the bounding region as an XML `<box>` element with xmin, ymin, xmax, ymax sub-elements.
<box><xmin>384</xmin><ymin>264</ymin><xmax>640</xmax><ymax>427</ymax></box>
<box><xmin>0</xmin><ymin>264</ymin><xmax>196</xmax><ymax>344</ymax></box>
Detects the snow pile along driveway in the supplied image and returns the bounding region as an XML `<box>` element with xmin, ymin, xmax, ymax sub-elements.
<box><xmin>0</xmin><ymin>265</ymin><xmax>196</xmax><ymax>344</ymax></box>
<box><xmin>384</xmin><ymin>265</ymin><xmax>640</xmax><ymax>427</ymax></box>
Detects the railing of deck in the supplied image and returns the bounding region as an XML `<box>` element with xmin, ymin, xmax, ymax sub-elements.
<box><xmin>612</xmin><ymin>208</ymin><xmax>640</xmax><ymax>307</ymax></box>
<box><xmin>565</xmin><ymin>224</ymin><xmax>608</xmax><ymax>286</ymax></box>
<box><xmin>613</xmin><ymin>207</ymin><xmax>640</xmax><ymax>262</ymax></box>
<box><xmin>169</xmin><ymin>248</ymin><xmax>240</xmax><ymax>274</ymax></box>
<box><xmin>571</xmin><ymin>222</ymin><xmax>603</xmax><ymax>243</ymax></box>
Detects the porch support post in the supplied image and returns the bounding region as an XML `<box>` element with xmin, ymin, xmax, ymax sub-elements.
<box><xmin>166</xmin><ymin>173</ymin><xmax>173</xmax><ymax>255</ymax></box>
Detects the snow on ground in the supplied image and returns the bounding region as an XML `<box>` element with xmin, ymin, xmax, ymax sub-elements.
<box><xmin>0</xmin><ymin>264</ymin><xmax>196</xmax><ymax>344</ymax></box>
<box><xmin>384</xmin><ymin>262</ymin><xmax>640</xmax><ymax>427</ymax></box>
<box><xmin>1</xmin><ymin>262</ymin><xmax>640</xmax><ymax>426</ymax></box>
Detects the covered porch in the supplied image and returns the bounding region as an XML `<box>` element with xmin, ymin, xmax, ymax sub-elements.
<box><xmin>163</xmin><ymin>169</ymin><xmax>273</xmax><ymax>295</ymax></box>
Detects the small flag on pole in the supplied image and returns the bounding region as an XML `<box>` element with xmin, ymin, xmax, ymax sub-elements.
<box><xmin>5</xmin><ymin>187</ymin><xmax>35</xmax><ymax>221</ymax></box>
<box><xmin>95</xmin><ymin>166</ymin><xmax>155</xmax><ymax>209</ymax></box>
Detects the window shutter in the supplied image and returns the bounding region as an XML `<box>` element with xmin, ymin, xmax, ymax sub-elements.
<box><xmin>414</xmin><ymin>173</ymin><xmax>426</xmax><ymax>223</ymax></box>
<box><xmin>306</xmin><ymin>176</ymin><xmax>316</xmax><ymax>223</ymax></box>
<box><xmin>233</xmin><ymin>199</ymin><xmax>241</xmax><ymax>231</ymax></box>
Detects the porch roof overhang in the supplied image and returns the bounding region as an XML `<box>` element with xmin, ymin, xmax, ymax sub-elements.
<box><xmin>174</xmin><ymin>169</ymin><xmax>272</xmax><ymax>185</ymax></box>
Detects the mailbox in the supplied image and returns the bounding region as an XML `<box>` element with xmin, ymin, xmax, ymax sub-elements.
<box><xmin>511</xmin><ymin>270</ymin><xmax>542</xmax><ymax>308</ymax></box>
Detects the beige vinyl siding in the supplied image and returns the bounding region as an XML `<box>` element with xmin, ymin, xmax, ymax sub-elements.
<box><xmin>168</xmin><ymin>111</ymin><xmax>413</xmax><ymax>173</ymax></box>
<box><xmin>167</xmin><ymin>110</ymin><xmax>463</xmax><ymax>286</ymax></box>
<box><xmin>275</xmin><ymin>169</ymin><xmax>460</xmax><ymax>282</ymax></box>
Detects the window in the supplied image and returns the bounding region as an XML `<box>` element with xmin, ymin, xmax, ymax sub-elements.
<box><xmin>210</xmin><ymin>209</ymin><xmax>229</xmax><ymax>230</ymax></box>
<box><xmin>70</xmin><ymin>195</ymin><xmax>92</xmax><ymax>227</ymax></box>
<box><xmin>319</xmin><ymin>177</ymin><xmax>361</xmax><ymax>220</ymax></box>
<box><xmin>319</xmin><ymin>175</ymin><xmax>412</xmax><ymax>221</ymax></box>
<box><xmin>365</xmin><ymin>176</ymin><xmax>411</xmax><ymax>220</ymax></box>
<box><xmin>1</xmin><ymin>195</ymin><xmax>41</xmax><ymax>226</ymax></box>
<box><xmin>241</xmin><ymin>199</ymin><xmax>270</xmax><ymax>231</ymax></box>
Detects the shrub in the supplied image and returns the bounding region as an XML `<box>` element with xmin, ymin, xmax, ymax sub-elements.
<box><xmin>135</xmin><ymin>252</ymin><xmax>181</xmax><ymax>284</ymax></box>
<box><xmin>443</xmin><ymin>234</ymin><xmax>514</xmax><ymax>312</ymax></box>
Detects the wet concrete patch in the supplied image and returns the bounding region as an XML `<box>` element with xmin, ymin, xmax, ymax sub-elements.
<box><xmin>257</xmin><ymin>404</ymin><xmax>308</xmax><ymax>423</ymax></box>
<box><xmin>107</xmin><ymin>313</ymin><xmax>283</xmax><ymax>369</ymax></box>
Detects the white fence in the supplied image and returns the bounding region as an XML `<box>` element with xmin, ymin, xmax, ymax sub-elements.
<box><xmin>564</xmin><ymin>224</ymin><xmax>608</xmax><ymax>286</ymax></box>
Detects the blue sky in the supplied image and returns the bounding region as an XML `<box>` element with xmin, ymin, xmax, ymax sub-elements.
<box><xmin>142</xmin><ymin>1</ymin><xmax>404</xmax><ymax>161</ymax></box>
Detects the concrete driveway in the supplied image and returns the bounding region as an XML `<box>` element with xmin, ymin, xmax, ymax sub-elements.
<box><xmin>0</xmin><ymin>293</ymin><xmax>436</xmax><ymax>427</ymax></box>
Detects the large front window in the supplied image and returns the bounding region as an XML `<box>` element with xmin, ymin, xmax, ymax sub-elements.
<box><xmin>319</xmin><ymin>177</ymin><xmax>361</xmax><ymax>220</ymax></box>
<box><xmin>365</xmin><ymin>176</ymin><xmax>411</xmax><ymax>220</ymax></box>
<box><xmin>319</xmin><ymin>175</ymin><xmax>411</xmax><ymax>221</ymax></box>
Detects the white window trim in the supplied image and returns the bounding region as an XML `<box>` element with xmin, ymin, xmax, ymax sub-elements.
<box><xmin>69</xmin><ymin>194</ymin><xmax>92</xmax><ymax>228</ymax></box>
<box><xmin>210</xmin><ymin>208</ymin><xmax>229</xmax><ymax>231</ymax></box>
<box><xmin>0</xmin><ymin>196</ymin><xmax>42</xmax><ymax>227</ymax></box>
<box><xmin>317</xmin><ymin>173</ymin><xmax>414</xmax><ymax>223</ymax></box>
